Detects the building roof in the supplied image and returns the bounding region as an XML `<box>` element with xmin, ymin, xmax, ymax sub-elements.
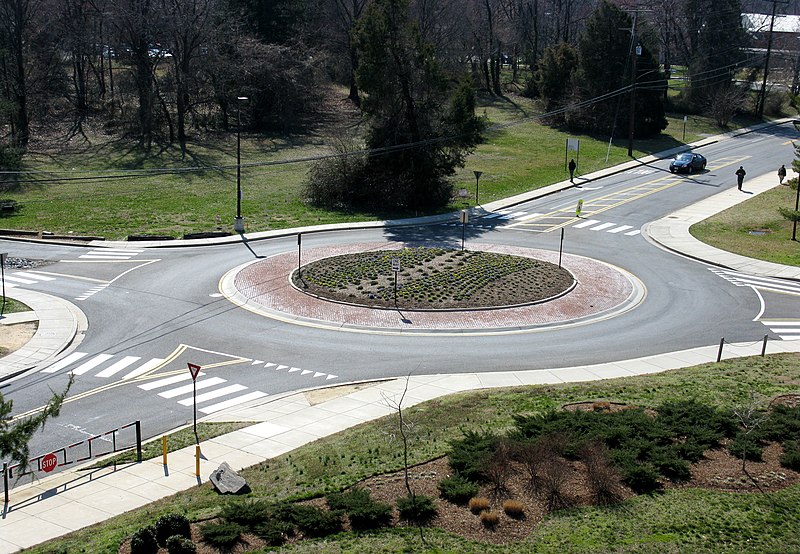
<box><xmin>742</xmin><ymin>13</ymin><xmax>800</xmax><ymax>33</ymax></box>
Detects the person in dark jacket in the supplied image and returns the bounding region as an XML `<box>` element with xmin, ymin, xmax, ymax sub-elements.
<box><xmin>735</xmin><ymin>166</ymin><xmax>746</xmax><ymax>190</ymax></box>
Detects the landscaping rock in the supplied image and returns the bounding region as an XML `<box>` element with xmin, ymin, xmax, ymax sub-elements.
<box><xmin>209</xmin><ymin>462</ymin><xmax>250</xmax><ymax>495</ymax></box>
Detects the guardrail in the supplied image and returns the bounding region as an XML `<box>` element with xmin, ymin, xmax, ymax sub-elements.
<box><xmin>2</xmin><ymin>420</ymin><xmax>141</xmax><ymax>503</ymax></box>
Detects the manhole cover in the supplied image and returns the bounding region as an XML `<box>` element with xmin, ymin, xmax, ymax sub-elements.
<box><xmin>748</xmin><ymin>229</ymin><xmax>771</xmax><ymax>236</ymax></box>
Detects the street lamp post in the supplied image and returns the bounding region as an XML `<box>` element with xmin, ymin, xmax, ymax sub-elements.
<box><xmin>234</xmin><ymin>96</ymin><xmax>248</xmax><ymax>233</ymax></box>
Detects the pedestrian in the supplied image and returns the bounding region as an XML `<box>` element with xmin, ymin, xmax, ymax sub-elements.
<box><xmin>568</xmin><ymin>159</ymin><xmax>576</xmax><ymax>183</ymax></box>
<box><xmin>735</xmin><ymin>166</ymin><xmax>746</xmax><ymax>190</ymax></box>
<box><xmin>778</xmin><ymin>164</ymin><xmax>787</xmax><ymax>185</ymax></box>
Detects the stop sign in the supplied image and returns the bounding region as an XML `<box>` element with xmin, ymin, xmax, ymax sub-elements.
<box><xmin>41</xmin><ymin>453</ymin><xmax>58</xmax><ymax>473</ymax></box>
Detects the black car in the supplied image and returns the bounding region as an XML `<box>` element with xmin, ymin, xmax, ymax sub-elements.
<box><xmin>670</xmin><ymin>153</ymin><xmax>707</xmax><ymax>174</ymax></box>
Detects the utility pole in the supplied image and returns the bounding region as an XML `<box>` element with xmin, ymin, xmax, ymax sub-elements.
<box><xmin>627</xmin><ymin>12</ymin><xmax>638</xmax><ymax>158</ymax></box>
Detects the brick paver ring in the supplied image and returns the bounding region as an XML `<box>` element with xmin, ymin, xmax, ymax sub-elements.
<box><xmin>221</xmin><ymin>242</ymin><xmax>645</xmax><ymax>336</ymax></box>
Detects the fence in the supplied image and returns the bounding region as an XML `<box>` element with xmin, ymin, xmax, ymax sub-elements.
<box><xmin>3</xmin><ymin>420</ymin><xmax>141</xmax><ymax>503</ymax></box>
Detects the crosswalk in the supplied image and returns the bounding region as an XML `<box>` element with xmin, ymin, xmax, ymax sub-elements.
<box><xmin>38</xmin><ymin>352</ymin><xmax>338</xmax><ymax>414</ymax></box>
<box><xmin>0</xmin><ymin>271</ymin><xmax>56</xmax><ymax>289</ymax></box>
<box><xmin>710</xmin><ymin>268</ymin><xmax>800</xmax><ymax>340</ymax></box>
<box><xmin>444</xmin><ymin>209</ymin><xmax>641</xmax><ymax>236</ymax></box>
<box><xmin>76</xmin><ymin>248</ymin><xmax>145</xmax><ymax>260</ymax></box>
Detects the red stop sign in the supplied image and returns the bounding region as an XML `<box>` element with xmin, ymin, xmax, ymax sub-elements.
<box><xmin>41</xmin><ymin>453</ymin><xmax>58</xmax><ymax>473</ymax></box>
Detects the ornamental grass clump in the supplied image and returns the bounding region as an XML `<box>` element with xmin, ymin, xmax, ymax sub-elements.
<box><xmin>479</xmin><ymin>510</ymin><xmax>500</xmax><ymax>528</ymax></box>
<box><xmin>502</xmin><ymin>499</ymin><xmax>525</xmax><ymax>518</ymax></box>
<box><xmin>468</xmin><ymin>496</ymin><xmax>491</xmax><ymax>514</ymax></box>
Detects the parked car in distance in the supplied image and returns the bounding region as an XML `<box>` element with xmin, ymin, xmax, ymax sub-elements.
<box><xmin>670</xmin><ymin>153</ymin><xmax>707</xmax><ymax>174</ymax></box>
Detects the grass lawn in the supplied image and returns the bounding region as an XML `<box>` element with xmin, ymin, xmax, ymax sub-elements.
<box><xmin>28</xmin><ymin>353</ymin><xmax>800</xmax><ymax>553</ymax></box>
<box><xmin>1</xmin><ymin>92</ymin><xmax>768</xmax><ymax>240</ymax></box>
<box><xmin>690</xmin><ymin>183</ymin><xmax>800</xmax><ymax>266</ymax></box>
<box><xmin>1</xmin><ymin>297</ymin><xmax>30</xmax><ymax>314</ymax></box>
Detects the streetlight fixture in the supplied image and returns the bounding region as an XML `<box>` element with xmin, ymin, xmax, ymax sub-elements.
<box><xmin>234</xmin><ymin>96</ymin><xmax>248</xmax><ymax>233</ymax></box>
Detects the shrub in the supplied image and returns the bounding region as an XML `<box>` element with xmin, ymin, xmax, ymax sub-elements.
<box><xmin>650</xmin><ymin>446</ymin><xmax>692</xmax><ymax>482</ymax></box>
<box><xmin>437</xmin><ymin>475</ymin><xmax>479</xmax><ymax>504</ymax></box>
<box><xmin>468</xmin><ymin>497</ymin><xmax>490</xmax><ymax>514</ymax></box>
<box><xmin>780</xmin><ymin>441</ymin><xmax>800</xmax><ymax>471</ymax></box>
<box><xmin>153</xmin><ymin>513</ymin><xmax>191</xmax><ymax>546</ymax></box>
<box><xmin>579</xmin><ymin>441</ymin><xmax>623</xmax><ymax>505</ymax></box>
<box><xmin>291</xmin><ymin>505</ymin><xmax>343</xmax><ymax>537</ymax></box>
<box><xmin>219</xmin><ymin>499</ymin><xmax>271</xmax><ymax>528</ymax></box>
<box><xmin>502</xmin><ymin>499</ymin><xmax>525</xmax><ymax>518</ymax></box>
<box><xmin>396</xmin><ymin>494</ymin><xmax>438</xmax><ymax>522</ymax></box>
<box><xmin>729</xmin><ymin>433</ymin><xmax>765</xmax><ymax>462</ymax></box>
<box><xmin>326</xmin><ymin>488</ymin><xmax>392</xmax><ymax>530</ymax></box>
<box><xmin>129</xmin><ymin>526</ymin><xmax>158</xmax><ymax>554</ymax></box>
<box><xmin>164</xmin><ymin>535</ymin><xmax>196</xmax><ymax>554</ymax></box>
<box><xmin>620</xmin><ymin>461</ymin><xmax>661</xmax><ymax>494</ymax></box>
<box><xmin>538</xmin><ymin>453</ymin><xmax>573</xmax><ymax>511</ymax></box>
<box><xmin>479</xmin><ymin>510</ymin><xmax>499</xmax><ymax>528</ymax></box>
<box><xmin>656</xmin><ymin>400</ymin><xmax>736</xmax><ymax>453</ymax></box>
<box><xmin>200</xmin><ymin>521</ymin><xmax>244</xmax><ymax>548</ymax></box>
<box><xmin>763</xmin><ymin>406</ymin><xmax>800</xmax><ymax>441</ymax></box>
<box><xmin>253</xmin><ymin>520</ymin><xmax>292</xmax><ymax>546</ymax></box>
<box><xmin>447</xmin><ymin>429</ymin><xmax>497</xmax><ymax>482</ymax></box>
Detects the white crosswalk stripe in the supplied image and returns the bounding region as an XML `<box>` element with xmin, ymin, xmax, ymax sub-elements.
<box><xmin>760</xmin><ymin>320</ymin><xmax>800</xmax><ymax>340</ymax></box>
<box><xmin>95</xmin><ymin>356</ymin><xmax>141</xmax><ymax>378</ymax></box>
<box><xmin>76</xmin><ymin>249</ymin><xmax>144</xmax><ymax>260</ymax></box>
<box><xmin>710</xmin><ymin>269</ymin><xmax>800</xmax><ymax>296</ymax></box>
<box><xmin>158</xmin><ymin>377</ymin><xmax>227</xmax><ymax>398</ymax></box>
<box><xmin>139</xmin><ymin>373</ymin><xmax>203</xmax><ymax>391</ymax></box>
<box><xmin>573</xmin><ymin>219</ymin><xmax>600</xmax><ymax>229</ymax></box>
<box><xmin>589</xmin><ymin>222</ymin><xmax>617</xmax><ymax>231</ymax></box>
<box><xmin>41</xmin><ymin>352</ymin><xmax>89</xmax><ymax>373</ymax></box>
<box><xmin>177</xmin><ymin>384</ymin><xmax>248</xmax><ymax>406</ymax></box>
<box><xmin>70</xmin><ymin>354</ymin><xmax>115</xmax><ymax>375</ymax></box>
<box><xmin>13</xmin><ymin>271</ymin><xmax>55</xmax><ymax>281</ymax></box>
<box><xmin>607</xmin><ymin>225</ymin><xmax>633</xmax><ymax>234</ymax></box>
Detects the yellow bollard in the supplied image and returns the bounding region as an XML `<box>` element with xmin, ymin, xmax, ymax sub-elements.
<box><xmin>195</xmin><ymin>445</ymin><xmax>200</xmax><ymax>478</ymax></box>
<box><xmin>162</xmin><ymin>435</ymin><xmax>167</xmax><ymax>466</ymax></box>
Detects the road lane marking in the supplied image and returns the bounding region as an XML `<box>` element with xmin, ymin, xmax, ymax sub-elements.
<box><xmin>177</xmin><ymin>384</ymin><xmax>248</xmax><ymax>406</ymax></box>
<box><xmin>159</xmin><ymin>377</ymin><xmax>227</xmax><ymax>398</ymax></box>
<box><xmin>95</xmin><ymin>356</ymin><xmax>141</xmax><ymax>378</ymax></box>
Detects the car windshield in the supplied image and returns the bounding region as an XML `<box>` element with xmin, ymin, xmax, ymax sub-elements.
<box><xmin>676</xmin><ymin>154</ymin><xmax>693</xmax><ymax>161</ymax></box>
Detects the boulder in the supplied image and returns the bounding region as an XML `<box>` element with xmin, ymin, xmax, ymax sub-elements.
<box><xmin>209</xmin><ymin>462</ymin><xmax>250</xmax><ymax>495</ymax></box>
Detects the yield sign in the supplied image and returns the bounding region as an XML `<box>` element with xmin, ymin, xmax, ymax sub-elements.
<box><xmin>188</xmin><ymin>363</ymin><xmax>201</xmax><ymax>381</ymax></box>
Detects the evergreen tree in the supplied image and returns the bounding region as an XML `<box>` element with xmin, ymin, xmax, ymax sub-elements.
<box><xmin>535</xmin><ymin>42</ymin><xmax>579</xmax><ymax>115</ymax></box>
<box><xmin>567</xmin><ymin>0</ymin><xmax>667</xmax><ymax>138</ymax></box>
<box><xmin>1</xmin><ymin>378</ymin><xmax>71</xmax><ymax>471</ymax></box>
<box><xmin>353</xmin><ymin>0</ymin><xmax>484</xmax><ymax>209</ymax></box>
<box><xmin>683</xmin><ymin>0</ymin><xmax>748</xmax><ymax>104</ymax></box>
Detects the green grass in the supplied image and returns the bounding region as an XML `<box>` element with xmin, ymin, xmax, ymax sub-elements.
<box><xmin>86</xmin><ymin>422</ymin><xmax>252</xmax><ymax>469</ymax></box>
<box><xmin>1</xmin><ymin>93</ymin><xmax>766</xmax><ymax>240</ymax></box>
<box><xmin>690</xmin><ymin>183</ymin><xmax>800</xmax><ymax>266</ymax></box>
<box><xmin>26</xmin><ymin>353</ymin><xmax>800</xmax><ymax>553</ymax></box>
<box><xmin>0</xmin><ymin>297</ymin><xmax>30</xmax><ymax>314</ymax></box>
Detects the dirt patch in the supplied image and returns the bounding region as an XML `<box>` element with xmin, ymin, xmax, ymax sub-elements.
<box><xmin>0</xmin><ymin>322</ymin><xmax>37</xmax><ymax>356</ymax></box>
<box><xmin>304</xmin><ymin>382</ymin><xmax>380</xmax><ymax>406</ymax></box>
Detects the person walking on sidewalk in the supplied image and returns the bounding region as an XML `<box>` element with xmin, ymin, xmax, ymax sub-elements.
<box><xmin>568</xmin><ymin>159</ymin><xmax>577</xmax><ymax>183</ymax></box>
<box><xmin>778</xmin><ymin>164</ymin><xmax>787</xmax><ymax>185</ymax></box>
<box><xmin>735</xmin><ymin>166</ymin><xmax>746</xmax><ymax>190</ymax></box>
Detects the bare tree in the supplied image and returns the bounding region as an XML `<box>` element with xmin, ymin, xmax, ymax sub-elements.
<box><xmin>732</xmin><ymin>392</ymin><xmax>768</xmax><ymax>493</ymax></box>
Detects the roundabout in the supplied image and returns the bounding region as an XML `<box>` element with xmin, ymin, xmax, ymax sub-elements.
<box><xmin>221</xmin><ymin>242</ymin><xmax>645</xmax><ymax>335</ymax></box>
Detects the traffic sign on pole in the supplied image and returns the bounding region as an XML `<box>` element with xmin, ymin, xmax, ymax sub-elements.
<box><xmin>41</xmin><ymin>453</ymin><xmax>58</xmax><ymax>473</ymax></box>
<box><xmin>188</xmin><ymin>363</ymin><xmax>201</xmax><ymax>441</ymax></box>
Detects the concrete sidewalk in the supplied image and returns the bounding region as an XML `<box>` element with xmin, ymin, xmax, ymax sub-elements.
<box><xmin>2</xmin><ymin>119</ymin><xmax>800</xmax><ymax>552</ymax></box>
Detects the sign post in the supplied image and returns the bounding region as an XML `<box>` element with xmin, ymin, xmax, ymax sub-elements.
<box><xmin>0</xmin><ymin>253</ymin><xmax>6</xmax><ymax>317</ymax></box>
<box><xmin>460</xmin><ymin>210</ymin><xmax>468</xmax><ymax>251</ymax></box>
<box><xmin>297</xmin><ymin>233</ymin><xmax>302</xmax><ymax>277</ymax></box>
<box><xmin>188</xmin><ymin>363</ymin><xmax>201</xmax><ymax>441</ymax></box>
<box><xmin>473</xmin><ymin>170</ymin><xmax>482</xmax><ymax>205</ymax></box>
<box><xmin>391</xmin><ymin>257</ymin><xmax>401</xmax><ymax>305</ymax></box>
<box><xmin>683</xmin><ymin>115</ymin><xmax>688</xmax><ymax>141</ymax></box>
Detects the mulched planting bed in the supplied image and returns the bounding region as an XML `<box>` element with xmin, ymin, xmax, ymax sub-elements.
<box><xmin>292</xmin><ymin>247</ymin><xmax>575</xmax><ymax>310</ymax></box>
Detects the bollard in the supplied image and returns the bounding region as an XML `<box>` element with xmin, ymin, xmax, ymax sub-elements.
<box><xmin>716</xmin><ymin>337</ymin><xmax>724</xmax><ymax>363</ymax></box>
<box><xmin>135</xmin><ymin>421</ymin><xmax>142</xmax><ymax>463</ymax></box>
<box><xmin>162</xmin><ymin>435</ymin><xmax>167</xmax><ymax>466</ymax></box>
<box><xmin>762</xmin><ymin>335</ymin><xmax>768</xmax><ymax>357</ymax></box>
<box><xmin>3</xmin><ymin>462</ymin><xmax>7</xmax><ymax>504</ymax></box>
<box><xmin>195</xmin><ymin>445</ymin><xmax>200</xmax><ymax>478</ymax></box>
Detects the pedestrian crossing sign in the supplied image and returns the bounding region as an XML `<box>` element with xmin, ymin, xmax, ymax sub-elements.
<box><xmin>576</xmin><ymin>199</ymin><xmax>583</xmax><ymax>217</ymax></box>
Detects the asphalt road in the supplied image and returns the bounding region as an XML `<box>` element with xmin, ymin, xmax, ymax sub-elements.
<box><xmin>3</xmin><ymin>122</ymin><xmax>800</xmax><ymax>471</ymax></box>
